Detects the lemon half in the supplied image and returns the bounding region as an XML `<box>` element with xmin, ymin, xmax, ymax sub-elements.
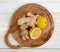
<box><xmin>29</xmin><ymin>27</ymin><xmax>41</xmax><ymax>39</ymax></box>
<box><xmin>36</xmin><ymin>16</ymin><xmax>47</xmax><ymax>29</ymax></box>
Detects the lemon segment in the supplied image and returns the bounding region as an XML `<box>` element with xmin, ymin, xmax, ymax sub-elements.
<box><xmin>36</xmin><ymin>16</ymin><xmax>47</xmax><ymax>29</ymax></box>
<box><xmin>29</xmin><ymin>27</ymin><xmax>41</xmax><ymax>39</ymax></box>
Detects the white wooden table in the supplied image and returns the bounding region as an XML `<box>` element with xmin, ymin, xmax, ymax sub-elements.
<box><xmin>0</xmin><ymin>0</ymin><xmax>60</xmax><ymax>48</ymax></box>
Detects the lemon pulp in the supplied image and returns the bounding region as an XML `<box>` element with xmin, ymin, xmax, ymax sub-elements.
<box><xmin>29</xmin><ymin>27</ymin><xmax>41</xmax><ymax>39</ymax></box>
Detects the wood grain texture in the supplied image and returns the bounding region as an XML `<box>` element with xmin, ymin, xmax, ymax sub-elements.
<box><xmin>0</xmin><ymin>0</ymin><xmax>60</xmax><ymax>48</ymax></box>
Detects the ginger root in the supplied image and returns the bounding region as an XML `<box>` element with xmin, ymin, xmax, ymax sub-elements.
<box><xmin>17</xmin><ymin>12</ymin><xmax>39</xmax><ymax>40</ymax></box>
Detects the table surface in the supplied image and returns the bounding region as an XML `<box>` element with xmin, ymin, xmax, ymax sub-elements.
<box><xmin>0</xmin><ymin>0</ymin><xmax>60</xmax><ymax>48</ymax></box>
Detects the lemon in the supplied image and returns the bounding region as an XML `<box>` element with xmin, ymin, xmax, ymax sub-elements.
<box><xmin>29</xmin><ymin>27</ymin><xmax>41</xmax><ymax>39</ymax></box>
<box><xmin>36</xmin><ymin>16</ymin><xmax>47</xmax><ymax>29</ymax></box>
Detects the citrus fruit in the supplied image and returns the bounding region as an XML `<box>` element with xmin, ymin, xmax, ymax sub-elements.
<box><xmin>29</xmin><ymin>27</ymin><xmax>41</xmax><ymax>39</ymax></box>
<box><xmin>36</xmin><ymin>16</ymin><xmax>47</xmax><ymax>29</ymax></box>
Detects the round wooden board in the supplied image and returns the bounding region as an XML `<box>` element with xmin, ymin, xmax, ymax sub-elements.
<box><xmin>5</xmin><ymin>3</ymin><xmax>54</xmax><ymax>49</ymax></box>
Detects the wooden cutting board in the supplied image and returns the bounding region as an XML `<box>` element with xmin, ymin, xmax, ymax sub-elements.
<box><xmin>5</xmin><ymin>3</ymin><xmax>54</xmax><ymax>49</ymax></box>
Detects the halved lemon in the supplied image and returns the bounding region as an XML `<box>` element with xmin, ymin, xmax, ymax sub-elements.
<box><xmin>29</xmin><ymin>27</ymin><xmax>41</xmax><ymax>39</ymax></box>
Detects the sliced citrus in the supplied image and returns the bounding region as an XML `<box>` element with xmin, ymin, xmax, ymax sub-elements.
<box><xmin>36</xmin><ymin>16</ymin><xmax>47</xmax><ymax>29</ymax></box>
<box><xmin>29</xmin><ymin>27</ymin><xmax>41</xmax><ymax>39</ymax></box>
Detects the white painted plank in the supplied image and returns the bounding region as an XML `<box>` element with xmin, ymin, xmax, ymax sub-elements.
<box><xmin>48</xmin><ymin>0</ymin><xmax>60</xmax><ymax>3</ymax></box>
<box><xmin>0</xmin><ymin>49</ymin><xmax>60</xmax><ymax>52</ymax></box>
<box><xmin>0</xmin><ymin>0</ymin><xmax>60</xmax><ymax>3</ymax></box>
<box><xmin>0</xmin><ymin>0</ymin><xmax>60</xmax><ymax>13</ymax></box>
<box><xmin>0</xmin><ymin>0</ymin><xmax>48</xmax><ymax>3</ymax></box>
